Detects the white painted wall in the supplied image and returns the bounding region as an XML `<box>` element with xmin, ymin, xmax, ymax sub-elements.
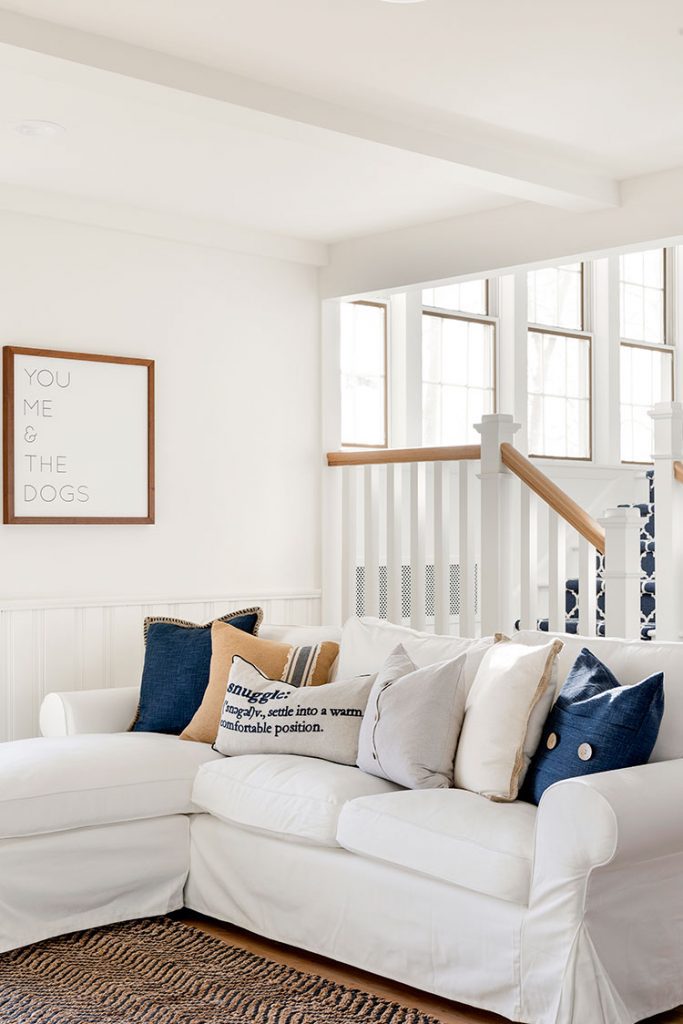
<box><xmin>0</xmin><ymin>210</ymin><xmax>322</xmax><ymax>601</ymax></box>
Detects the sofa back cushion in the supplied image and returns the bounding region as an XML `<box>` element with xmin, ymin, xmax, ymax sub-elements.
<box><xmin>512</xmin><ymin>630</ymin><xmax>683</xmax><ymax>762</ymax></box>
<box><xmin>337</xmin><ymin>616</ymin><xmax>496</xmax><ymax>688</ymax></box>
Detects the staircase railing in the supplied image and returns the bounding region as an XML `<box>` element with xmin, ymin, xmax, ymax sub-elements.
<box><xmin>498</xmin><ymin>439</ymin><xmax>602</xmax><ymax>639</ymax></box>
<box><xmin>324</xmin><ymin>445</ymin><xmax>481</xmax><ymax>634</ymax></box>
<box><xmin>324</xmin><ymin>413</ymin><xmax>644</xmax><ymax>640</ymax></box>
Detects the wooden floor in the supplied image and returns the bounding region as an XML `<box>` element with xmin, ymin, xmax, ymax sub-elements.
<box><xmin>178</xmin><ymin>911</ymin><xmax>682</xmax><ymax>1024</ymax></box>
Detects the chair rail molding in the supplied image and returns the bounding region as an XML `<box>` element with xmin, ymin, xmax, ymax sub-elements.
<box><xmin>0</xmin><ymin>591</ymin><xmax>321</xmax><ymax>742</ymax></box>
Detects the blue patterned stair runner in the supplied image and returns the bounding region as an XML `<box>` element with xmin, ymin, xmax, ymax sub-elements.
<box><xmin>522</xmin><ymin>470</ymin><xmax>657</xmax><ymax>640</ymax></box>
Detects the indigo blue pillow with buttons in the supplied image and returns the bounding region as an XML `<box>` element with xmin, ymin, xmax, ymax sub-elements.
<box><xmin>132</xmin><ymin>608</ymin><xmax>262</xmax><ymax>735</ymax></box>
<box><xmin>520</xmin><ymin>647</ymin><xmax>664</xmax><ymax>805</ymax></box>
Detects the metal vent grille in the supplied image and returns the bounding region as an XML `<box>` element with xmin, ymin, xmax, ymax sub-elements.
<box><xmin>354</xmin><ymin>563</ymin><xmax>478</xmax><ymax>620</ymax></box>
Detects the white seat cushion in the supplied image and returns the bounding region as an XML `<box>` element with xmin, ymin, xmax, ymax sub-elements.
<box><xmin>336</xmin><ymin>789</ymin><xmax>537</xmax><ymax>904</ymax></box>
<box><xmin>192</xmin><ymin>753</ymin><xmax>402</xmax><ymax>847</ymax></box>
<box><xmin>0</xmin><ymin>733</ymin><xmax>221</xmax><ymax>839</ymax></box>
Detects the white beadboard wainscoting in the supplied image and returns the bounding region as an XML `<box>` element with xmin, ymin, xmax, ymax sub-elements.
<box><xmin>0</xmin><ymin>593</ymin><xmax>321</xmax><ymax>742</ymax></box>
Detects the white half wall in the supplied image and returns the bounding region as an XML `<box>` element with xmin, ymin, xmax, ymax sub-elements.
<box><xmin>0</xmin><ymin>593</ymin><xmax>321</xmax><ymax>740</ymax></box>
<box><xmin>0</xmin><ymin>210</ymin><xmax>322</xmax><ymax>602</ymax></box>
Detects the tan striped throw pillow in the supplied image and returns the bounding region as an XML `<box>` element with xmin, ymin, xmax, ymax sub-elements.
<box><xmin>181</xmin><ymin>621</ymin><xmax>339</xmax><ymax>745</ymax></box>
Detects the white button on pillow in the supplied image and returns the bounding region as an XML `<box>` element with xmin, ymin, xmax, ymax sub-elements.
<box><xmin>454</xmin><ymin>638</ymin><xmax>563</xmax><ymax>801</ymax></box>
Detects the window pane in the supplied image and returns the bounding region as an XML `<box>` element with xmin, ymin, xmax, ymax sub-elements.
<box><xmin>527</xmin><ymin>263</ymin><xmax>582</xmax><ymax>330</ymax></box>
<box><xmin>340</xmin><ymin>302</ymin><xmax>387</xmax><ymax>446</ymax></box>
<box><xmin>620</xmin><ymin>344</ymin><xmax>673</xmax><ymax>462</ymax></box>
<box><xmin>422</xmin><ymin>279</ymin><xmax>487</xmax><ymax>315</ymax></box>
<box><xmin>422</xmin><ymin>382</ymin><xmax>442</xmax><ymax>446</ymax></box>
<box><xmin>527</xmin><ymin>330</ymin><xmax>591</xmax><ymax>458</ymax></box>
<box><xmin>619</xmin><ymin>249</ymin><xmax>665</xmax><ymax>343</ymax></box>
<box><xmin>421</xmin><ymin>313</ymin><xmax>495</xmax><ymax>445</ymax></box>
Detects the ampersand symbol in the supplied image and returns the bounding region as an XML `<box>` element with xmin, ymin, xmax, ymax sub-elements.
<box><xmin>24</xmin><ymin>425</ymin><xmax>37</xmax><ymax>443</ymax></box>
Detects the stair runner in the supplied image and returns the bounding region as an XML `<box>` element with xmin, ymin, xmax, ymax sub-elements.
<box><xmin>524</xmin><ymin>470</ymin><xmax>656</xmax><ymax>640</ymax></box>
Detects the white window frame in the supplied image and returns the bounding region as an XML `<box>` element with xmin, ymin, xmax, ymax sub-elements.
<box><xmin>619</xmin><ymin>247</ymin><xmax>676</xmax><ymax>465</ymax></box>
<box><xmin>420</xmin><ymin>279</ymin><xmax>499</xmax><ymax>446</ymax></box>
<box><xmin>526</xmin><ymin>262</ymin><xmax>594</xmax><ymax>462</ymax></box>
<box><xmin>340</xmin><ymin>299</ymin><xmax>389</xmax><ymax>450</ymax></box>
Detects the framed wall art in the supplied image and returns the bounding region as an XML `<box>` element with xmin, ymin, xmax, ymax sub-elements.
<box><xmin>3</xmin><ymin>346</ymin><xmax>155</xmax><ymax>524</ymax></box>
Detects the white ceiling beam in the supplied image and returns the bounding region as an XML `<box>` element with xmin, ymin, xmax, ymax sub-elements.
<box><xmin>0</xmin><ymin>184</ymin><xmax>329</xmax><ymax>266</ymax></box>
<box><xmin>0</xmin><ymin>8</ymin><xmax>619</xmax><ymax>213</ymax></box>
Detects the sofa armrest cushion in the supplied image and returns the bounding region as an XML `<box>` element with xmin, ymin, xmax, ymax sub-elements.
<box><xmin>531</xmin><ymin>759</ymin><xmax>683</xmax><ymax>889</ymax></box>
<box><xmin>39</xmin><ymin>687</ymin><xmax>141</xmax><ymax>737</ymax></box>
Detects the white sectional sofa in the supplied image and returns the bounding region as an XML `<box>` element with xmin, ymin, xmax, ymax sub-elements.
<box><xmin>2</xmin><ymin>622</ymin><xmax>682</xmax><ymax>1024</ymax></box>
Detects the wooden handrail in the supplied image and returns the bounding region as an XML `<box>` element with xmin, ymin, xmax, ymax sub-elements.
<box><xmin>500</xmin><ymin>442</ymin><xmax>606</xmax><ymax>554</ymax></box>
<box><xmin>674</xmin><ymin>461</ymin><xmax>683</xmax><ymax>484</ymax></box>
<box><xmin>327</xmin><ymin>444</ymin><xmax>481</xmax><ymax>467</ymax></box>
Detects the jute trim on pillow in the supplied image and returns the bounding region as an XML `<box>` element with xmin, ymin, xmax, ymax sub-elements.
<box><xmin>494</xmin><ymin>637</ymin><xmax>564</xmax><ymax>803</ymax></box>
<box><xmin>142</xmin><ymin>606</ymin><xmax>263</xmax><ymax>644</ymax></box>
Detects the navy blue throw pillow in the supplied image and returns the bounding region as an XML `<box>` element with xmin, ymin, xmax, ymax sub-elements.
<box><xmin>521</xmin><ymin>647</ymin><xmax>664</xmax><ymax>805</ymax></box>
<box><xmin>132</xmin><ymin>608</ymin><xmax>262</xmax><ymax>735</ymax></box>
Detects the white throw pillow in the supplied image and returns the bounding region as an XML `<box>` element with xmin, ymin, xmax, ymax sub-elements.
<box><xmin>453</xmin><ymin>638</ymin><xmax>564</xmax><ymax>801</ymax></box>
<box><xmin>337</xmin><ymin>616</ymin><xmax>496</xmax><ymax>688</ymax></box>
<box><xmin>357</xmin><ymin>646</ymin><xmax>469</xmax><ymax>789</ymax></box>
<box><xmin>214</xmin><ymin>657</ymin><xmax>377</xmax><ymax>765</ymax></box>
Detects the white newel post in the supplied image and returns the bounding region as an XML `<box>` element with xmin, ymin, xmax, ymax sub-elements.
<box><xmin>650</xmin><ymin>401</ymin><xmax>683</xmax><ymax>640</ymax></box>
<box><xmin>598</xmin><ymin>507</ymin><xmax>642</xmax><ymax>640</ymax></box>
<box><xmin>476</xmin><ymin>414</ymin><xmax>521</xmax><ymax>636</ymax></box>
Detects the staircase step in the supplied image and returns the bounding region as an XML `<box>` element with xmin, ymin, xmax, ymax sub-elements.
<box><xmin>566</xmin><ymin>578</ymin><xmax>655</xmax><ymax>596</ymax></box>
<box><xmin>618</xmin><ymin>502</ymin><xmax>655</xmax><ymax>541</ymax></box>
<box><xmin>529</xmin><ymin>618</ymin><xmax>656</xmax><ymax>641</ymax></box>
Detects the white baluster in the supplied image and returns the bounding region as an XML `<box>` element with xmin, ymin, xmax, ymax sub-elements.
<box><xmin>363</xmin><ymin>465</ymin><xmax>380</xmax><ymax>618</ymax></box>
<box><xmin>433</xmin><ymin>462</ymin><xmax>450</xmax><ymax>635</ymax></box>
<box><xmin>459</xmin><ymin>461</ymin><xmax>476</xmax><ymax>637</ymax></box>
<box><xmin>598</xmin><ymin>507</ymin><xmax>642</xmax><ymax>639</ymax></box>
<box><xmin>386</xmin><ymin>464</ymin><xmax>403</xmax><ymax>625</ymax></box>
<box><xmin>341</xmin><ymin>467</ymin><xmax>359</xmax><ymax>622</ymax></box>
<box><xmin>548</xmin><ymin>512</ymin><xmax>567</xmax><ymax>634</ymax></box>
<box><xmin>519</xmin><ymin>487</ymin><xmax>538</xmax><ymax>630</ymax></box>
<box><xmin>577</xmin><ymin>535</ymin><xmax>597</xmax><ymax>637</ymax></box>
<box><xmin>409</xmin><ymin>462</ymin><xmax>426</xmax><ymax>630</ymax></box>
<box><xmin>650</xmin><ymin>402</ymin><xmax>683</xmax><ymax>640</ymax></box>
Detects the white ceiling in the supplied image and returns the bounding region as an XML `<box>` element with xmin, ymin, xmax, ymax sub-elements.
<box><xmin>0</xmin><ymin>0</ymin><xmax>681</xmax><ymax>251</ymax></box>
<box><xmin>0</xmin><ymin>56</ymin><xmax>514</xmax><ymax>244</ymax></box>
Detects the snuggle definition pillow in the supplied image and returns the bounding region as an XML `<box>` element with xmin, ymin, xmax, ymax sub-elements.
<box><xmin>181</xmin><ymin>621</ymin><xmax>339</xmax><ymax>744</ymax></box>
<box><xmin>521</xmin><ymin>647</ymin><xmax>665</xmax><ymax>805</ymax></box>
<box><xmin>357</xmin><ymin>645</ymin><xmax>468</xmax><ymax>789</ymax></box>
<box><xmin>453</xmin><ymin>637</ymin><xmax>563</xmax><ymax>801</ymax></box>
<box><xmin>214</xmin><ymin>656</ymin><xmax>374</xmax><ymax>764</ymax></box>
<box><xmin>132</xmin><ymin>607</ymin><xmax>263</xmax><ymax>735</ymax></box>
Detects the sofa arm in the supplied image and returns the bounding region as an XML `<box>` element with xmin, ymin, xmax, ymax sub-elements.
<box><xmin>522</xmin><ymin>762</ymin><xmax>683</xmax><ymax>1024</ymax></box>
<box><xmin>531</xmin><ymin>759</ymin><xmax>683</xmax><ymax>887</ymax></box>
<box><xmin>39</xmin><ymin>687</ymin><xmax>140</xmax><ymax>737</ymax></box>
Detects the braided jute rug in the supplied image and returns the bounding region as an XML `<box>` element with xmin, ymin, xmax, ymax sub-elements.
<box><xmin>0</xmin><ymin>916</ymin><xmax>445</xmax><ymax>1024</ymax></box>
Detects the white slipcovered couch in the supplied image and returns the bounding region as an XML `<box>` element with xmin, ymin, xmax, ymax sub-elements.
<box><xmin>1</xmin><ymin>621</ymin><xmax>682</xmax><ymax>1024</ymax></box>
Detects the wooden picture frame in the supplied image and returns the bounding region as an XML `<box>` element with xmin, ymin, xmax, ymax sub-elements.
<box><xmin>3</xmin><ymin>346</ymin><xmax>155</xmax><ymax>524</ymax></box>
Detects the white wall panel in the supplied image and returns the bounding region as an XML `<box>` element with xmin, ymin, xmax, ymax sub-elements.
<box><xmin>0</xmin><ymin>593</ymin><xmax>320</xmax><ymax>741</ymax></box>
